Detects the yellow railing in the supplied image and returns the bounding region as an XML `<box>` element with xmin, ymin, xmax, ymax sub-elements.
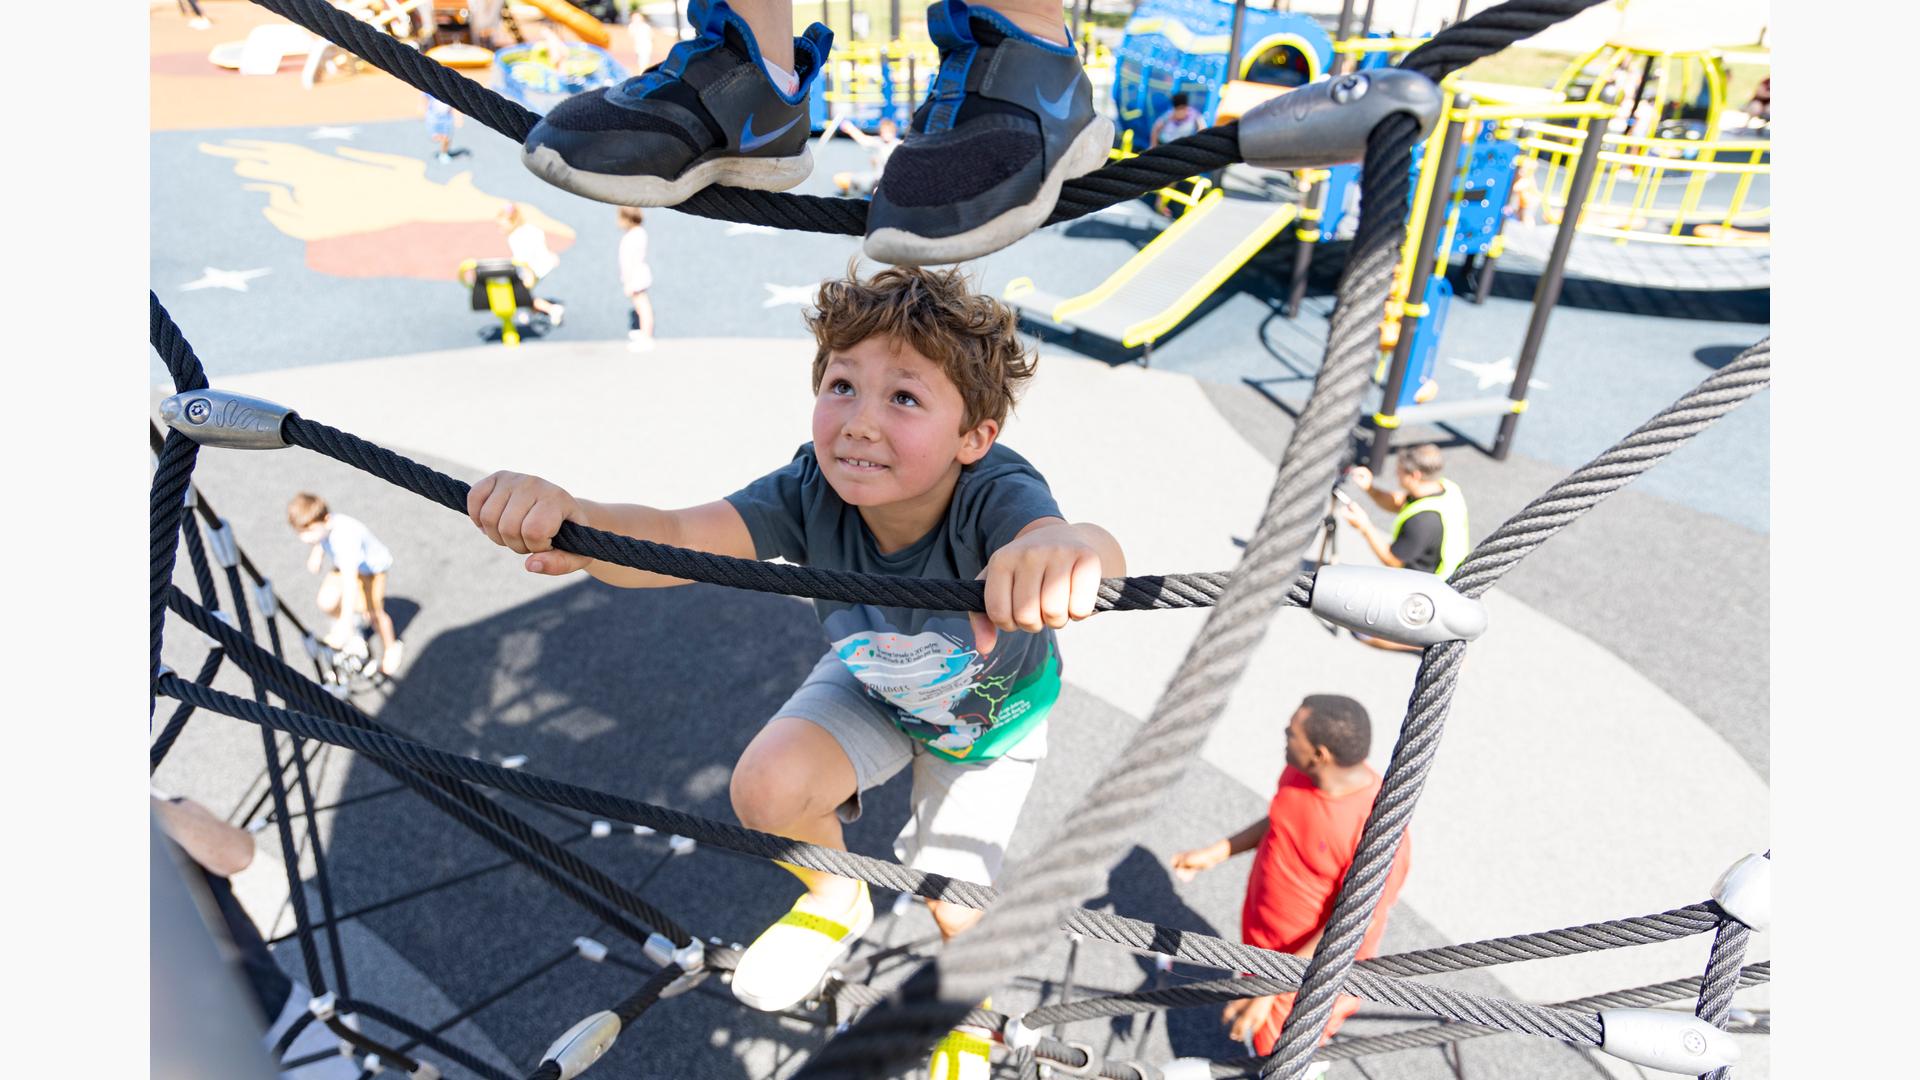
<box><xmin>1520</xmin><ymin>121</ymin><xmax>1770</xmax><ymax>247</ymax></box>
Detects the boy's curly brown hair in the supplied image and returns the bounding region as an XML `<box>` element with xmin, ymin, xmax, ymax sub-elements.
<box><xmin>806</xmin><ymin>264</ymin><xmax>1037</xmax><ymax>432</ymax></box>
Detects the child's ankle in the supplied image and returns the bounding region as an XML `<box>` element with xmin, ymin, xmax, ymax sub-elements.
<box><xmin>807</xmin><ymin>877</ymin><xmax>863</xmax><ymax>911</ymax></box>
<box><xmin>762</xmin><ymin>57</ymin><xmax>799</xmax><ymax>96</ymax></box>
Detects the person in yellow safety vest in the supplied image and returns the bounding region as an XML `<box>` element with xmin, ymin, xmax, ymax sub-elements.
<box><xmin>1339</xmin><ymin>443</ymin><xmax>1469</xmax><ymax>579</ymax></box>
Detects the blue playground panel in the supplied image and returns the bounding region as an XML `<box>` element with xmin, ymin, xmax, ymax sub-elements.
<box><xmin>808</xmin><ymin>54</ymin><xmax>931</xmax><ymax>134</ymax></box>
<box><xmin>1320</xmin><ymin>127</ymin><xmax>1520</xmax><ymax>257</ymax></box>
<box><xmin>1112</xmin><ymin>0</ymin><xmax>1332</xmax><ymax>150</ymax></box>
<box><xmin>1396</xmin><ymin>274</ymin><xmax>1453</xmax><ymax>409</ymax></box>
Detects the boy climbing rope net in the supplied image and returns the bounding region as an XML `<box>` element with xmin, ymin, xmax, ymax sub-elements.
<box><xmin>463</xmin><ymin>264</ymin><xmax>1126</xmax><ymax>1078</ymax></box>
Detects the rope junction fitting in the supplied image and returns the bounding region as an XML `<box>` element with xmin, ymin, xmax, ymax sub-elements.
<box><xmin>150</xmin><ymin>2</ymin><xmax>1769</xmax><ymax>1077</ymax></box>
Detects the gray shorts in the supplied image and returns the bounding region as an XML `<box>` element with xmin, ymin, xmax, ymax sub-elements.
<box><xmin>777</xmin><ymin>652</ymin><xmax>1048</xmax><ymax>888</ymax></box>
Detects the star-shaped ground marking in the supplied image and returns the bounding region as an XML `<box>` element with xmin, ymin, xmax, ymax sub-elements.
<box><xmin>1447</xmin><ymin>355</ymin><xmax>1549</xmax><ymax>392</ymax></box>
<box><xmin>763</xmin><ymin>282</ymin><xmax>822</xmax><ymax>308</ymax></box>
<box><xmin>181</xmin><ymin>267</ymin><xmax>272</xmax><ymax>292</ymax></box>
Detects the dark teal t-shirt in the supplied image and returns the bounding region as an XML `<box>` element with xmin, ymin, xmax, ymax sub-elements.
<box><xmin>725</xmin><ymin>443</ymin><xmax>1064</xmax><ymax>762</ymax></box>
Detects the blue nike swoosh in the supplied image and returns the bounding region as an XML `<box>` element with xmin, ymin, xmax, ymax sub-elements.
<box><xmin>1035</xmin><ymin>82</ymin><xmax>1075</xmax><ymax>120</ymax></box>
<box><xmin>740</xmin><ymin>113</ymin><xmax>801</xmax><ymax>152</ymax></box>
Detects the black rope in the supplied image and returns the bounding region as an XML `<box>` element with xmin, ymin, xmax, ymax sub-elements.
<box><xmin>168</xmin><ymin>586</ymin><xmax>695</xmax><ymax>948</ymax></box>
<box><xmin>154</xmin><ymin>671</ymin><xmax>1613</xmax><ymax>1046</ymax></box>
<box><xmin>150</xmin><ymin>646</ymin><xmax>223</xmax><ymax>769</ymax></box>
<box><xmin>527</xmin><ymin>964</ymin><xmax>686</xmax><ymax>1080</ymax></box>
<box><xmin>341</xmin><ymin>998</ymin><xmax>518</xmax><ymax>1080</ymax></box>
<box><xmin>279</xmin><ymin>412</ymin><xmax>1271</xmax><ymax>613</ymax></box>
<box><xmin>393</xmin><ymin>947</ymin><xmax>577</xmax><ymax>1060</ymax></box>
<box><xmin>268</xmin><ymin>831</ymin><xmax>589</xmax><ymax>946</ymax></box>
<box><xmin>245</xmin><ymin>0</ymin><xmax>1253</xmax><ymax>236</ymax></box>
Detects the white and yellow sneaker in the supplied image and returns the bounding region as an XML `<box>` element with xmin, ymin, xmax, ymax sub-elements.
<box><xmin>730</xmin><ymin>881</ymin><xmax>872</xmax><ymax>1012</ymax></box>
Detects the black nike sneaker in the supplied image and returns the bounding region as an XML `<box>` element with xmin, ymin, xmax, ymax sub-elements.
<box><xmin>863</xmin><ymin>0</ymin><xmax>1114</xmax><ymax>266</ymax></box>
<box><xmin>521</xmin><ymin>0</ymin><xmax>831</xmax><ymax>206</ymax></box>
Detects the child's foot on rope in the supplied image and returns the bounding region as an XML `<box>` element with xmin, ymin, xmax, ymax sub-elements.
<box><xmin>927</xmin><ymin>995</ymin><xmax>996</xmax><ymax>1080</ymax></box>
<box><xmin>863</xmin><ymin>0</ymin><xmax>1114</xmax><ymax>266</ymax></box>
<box><xmin>520</xmin><ymin>0</ymin><xmax>830</xmax><ymax>207</ymax></box>
<box><xmin>380</xmin><ymin>639</ymin><xmax>406</xmax><ymax>677</ymax></box>
<box><xmin>731</xmin><ymin>880</ymin><xmax>872</xmax><ymax>1011</ymax></box>
<box><xmin>928</xmin><ymin>1027</ymin><xmax>993</xmax><ymax>1080</ymax></box>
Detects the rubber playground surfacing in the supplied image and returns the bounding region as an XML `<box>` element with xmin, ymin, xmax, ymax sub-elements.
<box><xmin>150</xmin><ymin>5</ymin><xmax>1770</xmax><ymax>1078</ymax></box>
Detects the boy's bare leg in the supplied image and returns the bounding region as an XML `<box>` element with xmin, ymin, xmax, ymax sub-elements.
<box><xmin>632</xmin><ymin>292</ymin><xmax>655</xmax><ymax>336</ymax></box>
<box><xmin>727</xmin><ymin>0</ymin><xmax>794</xmax><ymax>70</ymax></box>
<box><xmin>731</xmin><ymin>716</ymin><xmax>863</xmax><ymax>908</ymax></box>
<box><xmin>362</xmin><ymin>572</ymin><xmax>401</xmax><ymax>658</ymax></box>
<box><xmin>317</xmin><ymin>573</ymin><xmax>346</xmax><ymax>617</ymax></box>
<box><xmin>928</xmin><ymin>898</ymin><xmax>983</xmax><ymax>938</ymax></box>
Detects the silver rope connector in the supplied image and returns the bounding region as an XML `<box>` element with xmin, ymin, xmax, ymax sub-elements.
<box><xmin>251</xmin><ymin>579</ymin><xmax>278</xmax><ymax>620</ymax></box>
<box><xmin>573</xmin><ymin>936</ymin><xmax>608</xmax><ymax>963</ymax></box>
<box><xmin>668</xmin><ymin>835</ymin><xmax>697</xmax><ymax>855</ymax></box>
<box><xmin>1712</xmin><ymin>852</ymin><xmax>1770</xmax><ymax>931</ymax></box>
<box><xmin>1238</xmin><ymin>68</ymin><xmax>1443</xmax><ymax>171</ymax></box>
<box><xmin>642</xmin><ymin>933</ymin><xmax>706</xmax><ymax>973</ymax></box>
<box><xmin>1156</xmin><ymin>1059</ymin><xmax>1213</xmax><ymax>1079</ymax></box>
<box><xmin>411</xmin><ymin>1064</ymin><xmax>440</xmax><ymax>1080</ymax></box>
<box><xmin>540</xmin><ymin>1011</ymin><xmax>622</xmax><ymax>1080</ymax></box>
<box><xmin>1597</xmin><ymin>1009</ymin><xmax>1739</xmax><ymax>1073</ymax></box>
<box><xmin>207</xmin><ymin>519</ymin><xmax>240</xmax><ymax>570</ymax></box>
<box><xmin>159</xmin><ymin>389</ymin><xmax>293</xmax><ymax>450</ymax></box>
<box><xmin>307</xmin><ymin>992</ymin><xmax>338</xmax><ymax>1021</ymax></box>
<box><xmin>1001</xmin><ymin>1016</ymin><xmax>1040</xmax><ymax>1051</ymax></box>
<box><xmin>1309</xmin><ymin>565</ymin><xmax>1486</xmax><ymax>646</ymax></box>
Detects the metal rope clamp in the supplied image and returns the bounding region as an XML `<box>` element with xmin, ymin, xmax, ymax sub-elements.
<box><xmin>158</xmin><ymin>389</ymin><xmax>293</xmax><ymax>450</ymax></box>
<box><xmin>1237</xmin><ymin>68</ymin><xmax>1444</xmax><ymax>170</ymax></box>
<box><xmin>207</xmin><ymin>519</ymin><xmax>240</xmax><ymax>570</ymax></box>
<box><xmin>1597</xmin><ymin>1009</ymin><xmax>1740</xmax><ymax>1073</ymax></box>
<box><xmin>1309</xmin><ymin>565</ymin><xmax>1487</xmax><ymax>646</ymax></box>
<box><xmin>540</xmin><ymin>1011</ymin><xmax>622</xmax><ymax>1080</ymax></box>
<box><xmin>1712</xmin><ymin>852</ymin><xmax>1770</xmax><ymax>931</ymax></box>
<box><xmin>642</xmin><ymin>933</ymin><xmax>708</xmax><ymax>998</ymax></box>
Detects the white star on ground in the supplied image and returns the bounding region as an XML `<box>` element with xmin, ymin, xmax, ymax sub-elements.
<box><xmin>309</xmin><ymin>126</ymin><xmax>358</xmax><ymax>140</ymax></box>
<box><xmin>726</xmin><ymin>222</ymin><xmax>779</xmax><ymax>237</ymax></box>
<box><xmin>181</xmin><ymin>267</ymin><xmax>272</xmax><ymax>292</ymax></box>
<box><xmin>763</xmin><ymin>282</ymin><xmax>821</xmax><ymax>308</ymax></box>
<box><xmin>1448</xmin><ymin>355</ymin><xmax>1547</xmax><ymax>392</ymax></box>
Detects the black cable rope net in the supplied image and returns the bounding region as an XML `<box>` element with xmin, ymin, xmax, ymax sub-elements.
<box><xmin>149</xmin><ymin>1</ymin><xmax>1770</xmax><ymax>1076</ymax></box>
<box><xmin>281</xmin><ymin>412</ymin><xmax>1280</xmax><ymax>614</ymax></box>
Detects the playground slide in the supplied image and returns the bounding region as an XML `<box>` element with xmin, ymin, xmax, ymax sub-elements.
<box><xmin>1005</xmin><ymin>192</ymin><xmax>1297</xmax><ymax>349</ymax></box>
<box><xmin>522</xmin><ymin>0</ymin><xmax>612</xmax><ymax>47</ymax></box>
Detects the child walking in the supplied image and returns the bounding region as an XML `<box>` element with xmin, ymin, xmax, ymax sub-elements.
<box><xmin>288</xmin><ymin>493</ymin><xmax>405</xmax><ymax>677</ymax></box>
<box><xmin>616</xmin><ymin>206</ymin><xmax>656</xmax><ymax>352</ymax></box>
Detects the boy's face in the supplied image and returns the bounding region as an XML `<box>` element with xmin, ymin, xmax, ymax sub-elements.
<box><xmin>296</xmin><ymin>519</ymin><xmax>330</xmax><ymax>544</ymax></box>
<box><xmin>812</xmin><ymin>336</ymin><xmax>994</xmax><ymax>509</ymax></box>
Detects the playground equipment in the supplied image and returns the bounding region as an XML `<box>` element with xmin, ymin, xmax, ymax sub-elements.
<box><xmin>426</xmin><ymin>41</ymin><xmax>494</xmax><ymax>67</ymax></box>
<box><xmin>522</xmin><ymin>0</ymin><xmax>614</xmax><ymax>47</ymax></box>
<box><xmin>1280</xmin><ymin>44</ymin><xmax>1771</xmax><ymax>467</ymax></box>
<box><xmin>1111</xmin><ymin>0</ymin><xmax>1332</xmax><ymax>150</ymax></box>
<box><xmin>1005</xmin><ymin>180</ymin><xmax>1297</xmax><ymax>358</ymax></box>
<box><xmin>458</xmin><ymin>258</ymin><xmax>544</xmax><ymax>346</ymax></box>
<box><xmin>495</xmin><ymin>41</ymin><xmax>628</xmax><ymax>114</ymax></box>
<box><xmin>808</xmin><ymin>34</ymin><xmax>1114</xmax><ymax>135</ymax></box>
